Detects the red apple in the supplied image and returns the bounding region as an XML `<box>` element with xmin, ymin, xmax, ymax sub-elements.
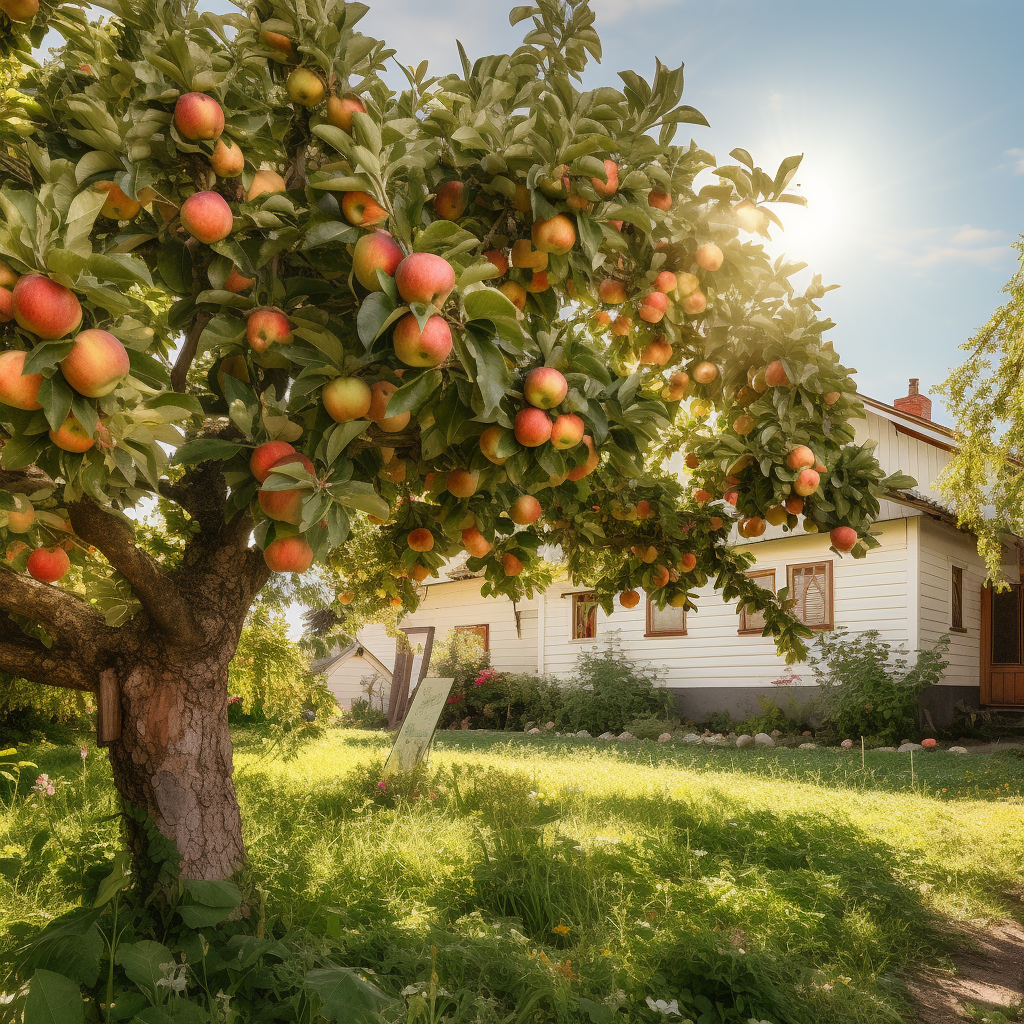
<box><xmin>286</xmin><ymin>67</ymin><xmax>326</xmax><ymax>106</ymax></box>
<box><xmin>59</xmin><ymin>329</ymin><xmax>130</xmax><ymax>398</ymax></box>
<box><xmin>27</xmin><ymin>546</ymin><xmax>70</xmax><ymax>583</ymax></box>
<box><xmin>526</xmin><ymin>271</ymin><xmax>549</xmax><ymax>293</ymax></box>
<box><xmin>679</xmin><ymin>552</ymin><xmax>697</xmax><ymax>572</ymax></box>
<box><xmin>447</xmin><ymin>468</ymin><xmax>478</xmax><ymax>499</ymax></box>
<box><xmin>326</xmin><ymin>94</ymin><xmax>366</xmax><ymax>132</ymax></box>
<box><xmin>48</xmin><ymin>415</ymin><xmax>94</xmax><ymax>453</ymax></box>
<box><xmin>250</xmin><ymin>440</ymin><xmax>296</xmax><ymax>482</ymax></box>
<box><xmin>393</xmin><ymin>314</ymin><xmax>452</xmax><ymax>367</ymax></box>
<box><xmin>550</xmin><ymin>413</ymin><xmax>584</xmax><ymax>449</ymax></box>
<box><xmin>784</xmin><ymin>495</ymin><xmax>804</xmax><ymax>515</ymax></box>
<box><xmin>323</xmin><ymin>377</ymin><xmax>372</xmax><ymax>422</ymax></box>
<box><xmin>640</xmin><ymin>338</ymin><xmax>672</xmax><ymax>366</ymax></box>
<box><xmin>511</xmin><ymin>239</ymin><xmax>547</xmax><ymax>270</ymax></box>
<box><xmin>180</xmin><ymin>191</ymin><xmax>233</xmax><ymax>243</ymax></box>
<box><xmin>462</xmin><ymin>526</ymin><xmax>492</xmax><ymax>558</ymax></box>
<box><xmin>502</xmin><ymin>552</ymin><xmax>524</xmax><ymax>576</ymax></box>
<box><xmin>94</xmin><ymin>181</ymin><xmax>141</xmax><ymax>220</ymax></box>
<box><xmin>173</xmin><ymin>92</ymin><xmax>224</xmax><ymax>141</ymax></box>
<box><xmin>264</xmin><ymin>535</ymin><xmax>314</xmax><ymax>573</ymax></box>
<box><xmin>433</xmin><ymin>180</ymin><xmax>467</xmax><ymax>220</ymax></box>
<box><xmin>0</xmin><ymin>350</ymin><xmax>43</xmax><ymax>410</ymax></box>
<box><xmin>654</xmin><ymin>271</ymin><xmax>677</xmax><ymax>294</ymax></box>
<box><xmin>499</xmin><ymin>281</ymin><xmax>527</xmax><ymax>310</ymax></box>
<box><xmin>509</xmin><ymin>494</ymin><xmax>541</xmax><ymax>525</ymax></box>
<box><xmin>480</xmin><ymin>425</ymin><xmax>513</xmax><ymax>465</ymax></box>
<box><xmin>394</xmin><ymin>253</ymin><xmax>455</xmax><ymax>306</ymax></box>
<box><xmin>368</xmin><ymin>380</ymin><xmax>410</xmax><ymax>432</ymax></box>
<box><xmin>619</xmin><ymin>590</ymin><xmax>640</xmax><ymax>609</ymax></box>
<box><xmin>638</xmin><ymin>291</ymin><xmax>669</xmax><ymax>324</ymax></box>
<box><xmin>611</xmin><ymin>315</ymin><xmax>632</xmax><ymax>337</ymax></box>
<box><xmin>353</xmin><ymin>229</ymin><xmax>403</xmax><ymax>291</ymax></box>
<box><xmin>636</xmin><ymin>500</ymin><xmax>652</xmax><ymax>519</ymax></box>
<box><xmin>830</xmin><ymin>526</ymin><xmax>858</xmax><ymax>552</ymax></box>
<box><xmin>664</xmin><ymin>371</ymin><xmax>690</xmax><ymax>401</ymax></box>
<box><xmin>260</xmin><ymin>29</ymin><xmax>293</xmax><ymax>55</ymax></box>
<box><xmin>695</xmin><ymin>243</ymin><xmax>724</xmax><ymax>271</ymax></box>
<box><xmin>591</xmin><ymin>159</ymin><xmax>618</xmax><ymax>197</ymax></box>
<box><xmin>514</xmin><ymin>407</ymin><xmax>552</xmax><ymax>447</ymax></box>
<box><xmin>224</xmin><ymin>267</ymin><xmax>255</xmax><ymax>293</ymax></box>
<box><xmin>793</xmin><ymin>468</ymin><xmax>820</xmax><ymax>497</ymax></box>
<box><xmin>247</xmin><ymin>309</ymin><xmax>292</xmax><ymax>353</ymax></box>
<box><xmin>598</xmin><ymin>278</ymin><xmax>627</xmax><ymax>305</ymax></box>
<box><xmin>258</xmin><ymin>453</ymin><xmax>314</xmax><ymax>524</ymax></box>
<box><xmin>484</xmin><ymin>250</ymin><xmax>509</xmax><ymax>276</ymax></box>
<box><xmin>682</xmin><ymin>290</ymin><xmax>707</xmax><ymax>315</ymax></box>
<box><xmin>692</xmin><ymin>361</ymin><xmax>718</xmax><ymax>385</ymax></box>
<box><xmin>531</xmin><ymin>214</ymin><xmax>576</xmax><ymax>255</ymax></box>
<box><xmin>408</xmin><ymin>528</ymin><xmax>434</xmax><ymax>552</ymax></box>
<box><xmin>523</xmin><ymin>366</ymin><xmax>567</xmax><ymax>410</ymax></box>
<box><xmin>566</xmin><ymin>435</ymin><xmax>599</xmax><ymax>480</ymax></box>
<box><xmin>0</xmin><ymin>0</ymin><xmax>38</xmax><ymax>21</ymax></box>
<box><xmin>342</xmin><ymin>191</ymin><xmax>388</xmax><ymax>227</ymax></box>
<box><xmin>11</xmin><ymin>274</ymin><xmax>82</xmax><ymax>339</ymax></box>
<box><xmin>648</xmin><ymin>189</ymin><xmax>672</xmax><ymax>210</ymax></box>
<box><xmin>210</xmin><ymin>138</ymin><xmax>244</xmax><ymax>177</ymax></box>
<box><xmin>739</xmin><ymin>516</ymin><xmax>766</xmax><ymax>538</ymax></box>
<box><xmin>765</xmin><ymin>360</ymin><xmax>792</xmax><ymax>387</ymax></box>
<box><xmin>651</xmin><ymin>565</ymin><xmax>671</xmax><ymax>587</ymax></box>
<box><xmin>786</xmin><ymin>445</ymin><xmax>815</xmax><ymax>471</ymax></box>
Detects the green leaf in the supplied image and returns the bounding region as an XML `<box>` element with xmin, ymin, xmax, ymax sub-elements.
<box><xmin>387</xmin><ymin>369</ymin><xmax>442</xmax><ymax>416</ymax></box>
<box><xmin>23</xmin><ymin>341</ymin><xmax>74</xmax><ymax>376</ymax></box>
<box><xmin>326</xmin><ymin>420</ymin><xmax>369</xmax><ymax>465</ymax></box>
<box><xmin>463</xmin><ymin>288</ymin><xmax>519</xmax><ymax>323</ymax></box>
<box><xmin>171</xmin><ymin>439</ymin><xmax>246</xmax><ymax>466</ymax></box>
<box><xmin>304</xmin><ymin>967</ymin><xmax>399</xmax><ymax>1023</ymax></box>
<box><xmin>332</xmin><ymin>481</ymin><xmax>390</xmax><ymax>520</ymax></box>
<box><xmin>356</xmin><ymin>292</ymin><xmax>397</xmax><ymax>348</ymax></box>
<box><xmin>156</xmin><ymin>241</ymin><xmax>192</xmax><ymax>293</ymax></box>
<box><xmin>25</xmin><ymin>969</ymin><xmax>84</xmax><ymax>1024</ymax></box>
<box><xmin>37</xmin><ymin>374</ymin><xmax>74</xmax><ymax>433</ymax></box>
<box><xmin>114</xmin><ymin>941</ymin><xmax>173</xmax><ymax>995</ymax></box>
<box><xmin>94</xmin><ymin>851</ymin><xmax>130</xmax><ymax>907</ymax></box>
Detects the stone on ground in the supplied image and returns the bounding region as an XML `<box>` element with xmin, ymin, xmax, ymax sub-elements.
<box><xmin>899</xmin><ymin>742</ymin><xmax>924</xmax><ymax>752</ymax></box>
<box><xmin>735</xmin><ymin>734</ymin><xmax>754</xmax><ymax>748</ymax></box>
<box><xmin>754</xmin><ymin>733</ymin><xmax>776</xmax><ymax>748</ymax></box>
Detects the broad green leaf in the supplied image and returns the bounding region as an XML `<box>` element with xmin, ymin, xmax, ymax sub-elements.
<box><xmin>171</xmin><ymin>439</ymin><xmax>246</xmax><ymax>466</ymax></box>
<box><xmin>463</xmin><ymin>288</ymin><xmax>520</xmax><ymax>322</ymax></box>
<box><xmin>114</xmin><ymin>941</ymin><xmax>173</xmax><ymax>994</ymax></box>
<box><xmin>304</xmin><ymin>967</ymin><xmax>399</xmax><ymax>1023</ymax></box>
<box><xmin>25</xmin><ymin>969</ymin><xmax>84</xmax><ymax>1024</ymax></box>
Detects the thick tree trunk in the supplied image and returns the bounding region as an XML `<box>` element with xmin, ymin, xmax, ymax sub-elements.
<box><xmin>108</xmin><ymin>640</ymin><xmax>245</xmax><ymax>882</ymax></box>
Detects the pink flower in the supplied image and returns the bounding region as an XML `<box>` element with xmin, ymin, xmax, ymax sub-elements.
<box><xmin>474</xmin><ymin>668</ymin><xmax>497</xmax><ymax>687</ymax></box>
<box><xmin>377</xmin><ymin>780</ymin><xmax>387</xmax><ymax>791</ymax></box>
<box><xmin>227</xmin><ymin>695</ymin><xmax>242</xmax><ymax>705</ymax></box>
<box><xmin>33</xmin><ymin>774</ymin><xmax>55</xmax><ymax>796</ymax></box>
<box><xmin>447</xmin><ymin>694</ymin><xmax>465</xmax><ymax>705</ymax></box>
<box><xmin>80</xmin><ymin>747</ymin><xmax>88</xmax><ymax>760</ymax></box>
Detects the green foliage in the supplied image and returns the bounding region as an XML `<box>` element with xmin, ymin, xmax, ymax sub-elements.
<box><xmin>623</xmin><ymin>713</ymin><xmax>678</xmax><ymax>740</ymax></box>
<box><xmin>810</xmin><ymin>628</ymin><xmax>950</xmax><ymax>743</ymax></box>
<box><xmin>560</xmin><ymin>635</ymin><xmax>670</xmax><ymax>735</ymax></box>
<box><xmin>0</xmin><ymin>674</ymin><xmax>90</xmax><ymax>743</ymax></box>
<box><xmin>735</xmin><ymin>693</ymin><xmax>807</xmax><ymax>737</ymax></box>
<box><xmin>937</xmin><ymin>239</ymin><xmax>1024</xmax><ymax>581</ymax></box>
<box><xmin>343</xmin><ymin>696</ymin><xmax>388</xmax><ymax>730</ymax></box>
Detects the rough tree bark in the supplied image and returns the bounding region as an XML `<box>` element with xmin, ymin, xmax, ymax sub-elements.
<box><xmin>0</xmin><ymin>457</ymin><xmax>270</xmax><ymax>880</ymax></box>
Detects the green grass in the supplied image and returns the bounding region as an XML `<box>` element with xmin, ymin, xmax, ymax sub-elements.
<box><xmin>2</xmin><ymin>728</ymin><xmax>1023</xmax><ymax>1024</ymax></box>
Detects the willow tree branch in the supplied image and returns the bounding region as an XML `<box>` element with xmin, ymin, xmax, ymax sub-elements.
<box><xmin>67</xmin><ymin>499</ymin><xmax>202</xmax><ymax>646</ymax></box>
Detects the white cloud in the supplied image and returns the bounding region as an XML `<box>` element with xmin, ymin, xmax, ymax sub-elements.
<box><xmin>873</xmin><ymin>224</ymin><xmax>1007</xmax><ymax>271</ymax></box>
<box><xmin>907</xmin><ymin>245</ymin><xmax>1006</xmax><ymax>269</ymax></box>
<box><xmin>951</xmin><ymin>225</ymin><xmax>1003</xmax><ymax>245</ymax></box>
<box><xmin>1006</xmin><ymin>148</ymin><xmax>1024</xmax><ymax>175</ymax></box>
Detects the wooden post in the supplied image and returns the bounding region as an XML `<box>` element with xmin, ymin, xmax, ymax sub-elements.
<box><xmin>96</xmin><ymin>668</ymin><xmax>121</xmax><ymax>747</ymax></box>
<box><xmin>386</xmin><ymin>626</ymin><xmax>435</xmax><ymax>731</ymax></box>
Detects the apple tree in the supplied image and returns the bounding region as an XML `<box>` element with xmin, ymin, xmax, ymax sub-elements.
<box><xmin>0</xmin><ymin>0</ymin><xmax>904</xmax><ymax>880</ymax></box>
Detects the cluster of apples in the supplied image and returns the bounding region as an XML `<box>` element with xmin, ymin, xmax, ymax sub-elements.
<box><xmin>0</xmin><ymin>264</ymin><xmax>131</xmax><ymax>452</ymax></box>
<box><xmin>2</xmin><ymin>496</ymin><xmax>80</xmax><ymax>584</ymax></box>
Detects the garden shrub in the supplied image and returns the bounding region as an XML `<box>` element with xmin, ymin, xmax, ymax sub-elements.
<box><xmin>810</xmin><ymin>628</ymin><xmax>949</xmax><ymax>743</ymax></box>
<box><xmin>701</xmin><ymin>709</ymin><xmax>735</xmax><ymax>734</ymax></box>
<box><xmin>736</xmin><ymin>694</ymin><xmax>807</xmax><ymax>737</ymax></box>
<box><xmin>560</xmin><ymin>636</ymin><xmax>671</xmax><ymax>735</ymax></box>
<box><xmin>624</xmin><ymin>714</ymin><xmax>679</xmax><ymax>740</ymax></box>
<box><xmin>344</xmin><ymin>697</ymin><xmax>389</xmax><ymax>730</ymax></box>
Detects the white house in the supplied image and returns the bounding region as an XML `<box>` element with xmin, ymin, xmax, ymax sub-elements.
<box><xmin>315</xmin><ymin>381</ymin><xmax>1023</xmax><ymax>727</ymax></box>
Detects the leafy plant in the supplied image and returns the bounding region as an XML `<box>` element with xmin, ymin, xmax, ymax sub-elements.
<box><xmin>345</xmin><ymin>697</ymin><xmax>389</xmax><ymax>730</ymax></box>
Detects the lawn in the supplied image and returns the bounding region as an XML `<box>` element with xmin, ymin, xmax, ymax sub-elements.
<box><xmin>2</xmin><ymin>728</ymin><xmax>1023</xmax><ymax>1023</ymax></box>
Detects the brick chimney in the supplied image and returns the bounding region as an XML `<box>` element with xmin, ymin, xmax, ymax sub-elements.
<box><xmin>893</xmin><ymin>378</ymin><xmax>932</xmax><ymax>421</ymax></box>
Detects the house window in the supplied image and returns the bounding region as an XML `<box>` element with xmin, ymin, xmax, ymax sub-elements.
<box><xmin>787</xmin><ymin>561</ymin><xmax>833</xmax><ymax>630</ymax></box>
<box><xmin>571</xmin><ymin>592</ymin><xmax>598</xmax><ymax>640</ymax></box>
<box><xmin>951</xmin><ymin>566</ymin><xmax>965</xmax><ymax>631</ymax></box>
<box><xmin>453</xmin><ymin>624</ymin><xmax>489</xmax><ymax>651</ymax></box>
<box><xmin>646</xmin><ymin>597</ymin><xmax>687</xmax><ymax>637</ymax></box>
<box><xmin>739</xmin><ymin>569</ymin><xmax>776</xmax><ymax>635</ymax></box>
<box><xmin>992</xmin><ymin>586</ymin><xmax>1021</xmax><ymax>665</ymax></box>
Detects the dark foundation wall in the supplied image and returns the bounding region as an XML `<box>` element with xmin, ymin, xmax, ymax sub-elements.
<box><xmin>667</xmin><ymin>684</ymin><xmax>981</xmax><ymax>731</ymax></box>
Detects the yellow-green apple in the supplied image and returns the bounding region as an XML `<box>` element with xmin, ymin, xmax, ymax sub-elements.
<box><xmin>786</xmin><ymin>445</ymin><xmax>815</xmax><ymax>471</ymax></box>
<box><xmin>342</xmin><ymin>191</ymin><xmax>387</xmax><ymax>227</ymax></box>
<box><xmin>526</xmin><ymin>271</ymin><xmax>549</xmax><ymax>293</ymax></box>
<box><xmin>447</xmin><ymin>469</ymin><xmax>478</xmax><ymax>498</ymax></box>
<box><xmin>648</xmin><ymin>189</ymin><xmax>672</xmax><ymax>210</ymax></box>
<box><xmin>654</xmin><ymin>271</ymin><xmax>677</xmax><ymax>294</ymax></box>
<box><xmin>823</xmin><ymin>391</ymin><xmax>840</xmax><ymax>405</ymax></box>
<box><xmin>733</xmin><ymin>199</ymin><xmax>765</xmax><ymax>234</ymax></box>
<box><xmin>461</xmin><ymin>526</ymin><xmax>492</xmax><ymax>558</ymax></box>
<box><xmin>793</xmin><ymin>468</ymin><xmax>820</xmax><ymax>497</ymax></box>
<box><xmin>611</xmin><ymin>315</ymin><xmax>632</xmax><ymax>337</ymax></box>
<box><xmin>682</xmin><ymin>289</ymin><xmax>707</xmax><ymax>315</ymax></box>
<box><xmin>433</xmin><ymin>180</ymin><xmax>467</xmax><ymax>220</ymax></box>
<box><xmin>692</xmin><ymin>361</ymin><xmax>718</xmax><ymax>385</ymax></box>
<box><xmin>732</xmin><ymin>414</ymin><xmax>755</xmax><ymax>436</ymax></box>
<box><xmin>258</xmin><ymin>452</ymin><xmax>314</xmax><ymax>524</ymax></box>
<box><xmin>638</xmin><ymin>291</ymin><xmax>668</xmax><ymax>324</ymax></box>
<box><xmin>94</xmin><ymin>181</ymin><xmax>140</xmax><ymax>220</ymax></box>
<box><xmin>784</xmin><ymin>495</ymin><xmax>804</xmax><ymax>515</ymax></box>
<box><xmin>353</xmin><ymin>229</ymin><xmax>403</xmax><ymax>291</ymax></box>
<box><xmin>27</xmin><ymin>546</ymin><xmax>70</xmax><ymax>583</ymax></box>
<box><xmin>619</xmin><ymin>590</ymin><xmax>640</xmax><ymax>609</ymax></box>
<box><xmin>368</xmin><ymin>380</ymin><xmax>410</xmax><ymax>432</ymax></box>
<box><xmin>393</xmin><ymin>314</ymin><xmax>452</xmax><ymax>367</ymax></box>
<box><xmin>210</xmin><ymin>138</ymin><xmax>244</xmax><ymax>177</ymax></box>
<box><xmin>484</xmin><ymin>250</ymin><xmax>509</xmax><ymax>276</ymax></box>
<box><xmin>511</xmin><ymin>239</ymin><xmax>547</xmax><ymax>270</ymax></box>
<box><xmin>523</xmin><ymin>366</ymin><xmax>567</xmax><ymax>409</ymax></box>
<box><xmin>250</xmin><ymin>440</ymin><xmax>295</xmax><ymax>482</ymax></box>
<box><xmin>286</xmin><ymin>67</ymin><xmax>325</xmax><ymax>106</ymax></box>
<box><xmin>246</xmin><ymin>169</ymin><xmax>287</xmax><ymax>201</ymax></box>
<box><xmin>0</xmin><ymin>0</ymin><xmax>38</xmax><ymax>21</ymax></box>
<box><xmin>679</xmin><ymin>552</ymin><xmax>697</xmax><ymax>572</ymax></box>
<box><xmin>60</xmin><ymin>329</ymin><xmax>130</xmax><ymax>398</ymax></box>
<box><xmin>394</xmin><ymin>253</ymin><xmax>455</xmax><ymax>306</ymax></box>
<box><xmin>264</xmin><ymin>534</ymin><xmax>314</xmax><ymax>573</ymax></box>
<box><xmin>513</xmin><ymin>185</ymin><xmax>532</xmax><ymax>213</ymax></box>
<box><xmin>663</xmin><ymin>371</ymin><xmax>689</xmax><ymax>401</ymax></box>
<box><xmin>48</xmin><ymin>415</ymin><xmax>94</xmax><ymax>453</ymax></box>
<box><xmin>550</xmin><ymin>412</ymin><xmax>584</xmax><ymax>449</ymax></box>
<box><xmin>323</xmin><ymin>377</ymin><xmax>372</xmax><ymax>422</ymax></box>
<box><xmin>765</xmin><ymin>505</ymin><xmax>788</xmax><ymax>526</ymax></box>
<box><xmin>180</xmin><ymin>191</ymin><xmax>233</xmax><ymax>243</ymax></box>
<box><xmin>830</xmin><ymin>526</ymin><xmax>857</xmax><ymax>552</ymax></box>
<box><xmin>12</xmin><ymin>274</ymin><xmax>82</xmax><ymax>339</ymax></box>
<box><xmin>407</xmin><ymin>528</ymin><xmax>434</xmax><ymax>552</ymax></box>
<box><xmin>509</xmin><ymin>494</ymin><xmax>541</xmax><ymax>525</ymax></box>
<box><xmin>695</xmin><ymin>243</ymin><xmax>724</xmax><ymax>271</ymax></box>
<box><xmin>6</xmin><ymin>496</ymin><xmax>34</xmax><ymax>533</ymax></box>
<box><xmin>479</xmin><ymin>425</ymin><xmax>513</xmax><ymax>465</ymax></box>
<box><xmin>531</xmin><ymin>214</ymin><xmax>576</xmax><ymax>255</ymax></box>
<box><xmin>0</xmin><ymin>261</ymin><xmax>16</xmax><ymax>322</ymax></box>
<box><xmin>173</xmin><ymin>92</ymin><xmax>224</xmax><ymax>140</ymax></box>
<box><xmin>498</xmin><ymin>281</ymin><xmax>527</xmax><ymax>310</ymax></box>
<box><xmin>566</xmin><ymin>435</ymin><xmax>599</xmax><ymax>480</ymax></box>
<box><xmin>640</xmin><ymin>337</ymin><xmax>672</xmax><ymax>366</ymax></box>
<box><xmin>259</xmin><ymin>29</ymin><xmax>293</xmax><ymax>55</ymax></box>
<box><xmin>247</xmin><ymin>309</ymin><xmax>292</xmax><ymax>353</ymax></box>
<box><xmin>224</xmin><ymin>266</ymin><xmax>254</xmax><ymax>293</ymax></box>
<box><xmin>591</xmin><ymin>159</ymin><xmax>618</xmax><ymax>197</ymax></box>
<box><xmin>750</xmin><ymin>369</ymin><xmax>768</xmax><ymax>393</ymax></box>
<box><xmin>675</xmin><ymin>271</ymin><xmax>699</xmax><ymax>296</ymax></box>
<box><xmin>502</xmin><ymin>552</ymin><xmax>524</xmax><ymax>576</ymax></box>
<box><xmin>765</xmin><ymin>360</ymin><xmax>791</xmax><ymax>387</ymax></box>
<box><xmin>0</xmin><ymin>350</ymin><xmax>42</xmax><ymax>410</ymax></box>
<box><xmin>514</xmin><ymin>407</ymin><xmax>552</xmax><ymax>447</ymax></box>
<box><xmin>326</xmin><ymin>93</ymin><xmax>366</xmax><ymax>132</ymax></box>
<box><xmin>651</xmin><ymin>564</ymin><xmax>671</xmax><ymax>587</ymax></box>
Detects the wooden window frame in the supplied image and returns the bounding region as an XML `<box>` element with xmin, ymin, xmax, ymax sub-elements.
<box><xmin>738</xmin><ymin>569</ymin><xmax>776</xmax><ymax>635</ymax></box>
<box><xmin>950</xmin><ymin>565</ymin><xmax>966</xmax><ymax>633</ymax></box>
<box><xmin>570</xmin><ymin>592</ymin><xmax>598</xmax><ymax>641</ymax></box>
<box><xmin>453</xmin><ymin>624</ymin><xmax>490</xmax><ymax>651</ymax></box>
<box><xmin>786</xmin><ymin>560</ymin><xmax>834</xmax><ymax>631</ymax></box>
<box><xmin>645</xmin><ymin>596</ymin><xmax>687</xmax><ymax>637</ymax></box>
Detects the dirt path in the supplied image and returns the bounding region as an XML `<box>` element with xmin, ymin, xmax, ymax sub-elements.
<box><xmin>908</xmin><ymin>921</ymin><xmax>1024</xmax><ymax>1022</ymax></box>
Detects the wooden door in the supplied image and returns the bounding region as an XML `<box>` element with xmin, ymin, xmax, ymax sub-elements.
<box><xmin>981</xmin><ymin>584</ymin><xmax>1024</xmax><ymax>705</ymax></box>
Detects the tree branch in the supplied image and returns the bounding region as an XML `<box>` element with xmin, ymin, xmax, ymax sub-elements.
<box><xmin>67</xmin><ymin>499</ymin><xmax>202</xmax><ymax>646</ymax></box>
<box><xmin>0</xmin><ymin>619</ymin><xmax>96</xmax><ymax>692</ymax></box>
<box><xmin>159</xmin><ymin>460</ymin><xmax>228</xmax><ymax>536</ymax></box>
<box><xmin>0</xmin><ymin>569</ymin><xmax>113</xmax><ymax>647</ymax></box>
<box><xmin>170</xmin><ymin>311</ymin><xmax>213</xmax><ymax>392</ymax></box>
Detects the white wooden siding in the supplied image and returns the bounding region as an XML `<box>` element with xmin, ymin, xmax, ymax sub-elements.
<box><xmin>324</xmin><ymin>653</ymin><xmax>392</xmax><ymax>710</ymax></box>
<box><xmin>855</xmin><ymin>408</ymin><xmax>952</xmax><ymax>504</ymax></box>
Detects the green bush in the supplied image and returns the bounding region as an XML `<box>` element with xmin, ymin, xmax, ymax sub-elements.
<box><xmin>625</xmin><ymin>714</ymin><xmax>679</xmax><ymax>740</ymax></box>
<box><xmin>810</xmin><ymin>628</ymin><xmax>949</xmax><ymax>743</ymax></box>
<box><xmin>736</xmin><ymin>694</ymin><xmax>808</xmax><ymax>737</ymax></box>
<box><xmin>560</xmin><ymin>636</ymin><xmax>671</xmax><ymax>735</ymax></box>
<box><xmin>344</xmin><ymin>697</ymin><xmax>389</xmax><ymax>730</ymax></box>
